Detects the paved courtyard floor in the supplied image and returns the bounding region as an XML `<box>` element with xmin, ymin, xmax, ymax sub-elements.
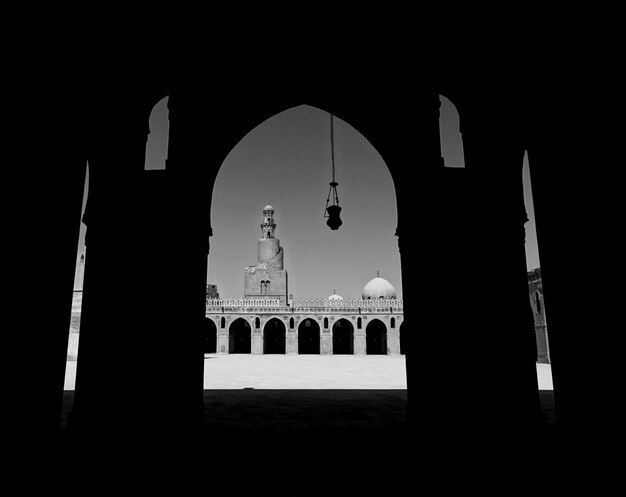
<box><xmin>63</xmin><ymin>354</ymin><xmax>553</xmax><ymax>390</ymax></box>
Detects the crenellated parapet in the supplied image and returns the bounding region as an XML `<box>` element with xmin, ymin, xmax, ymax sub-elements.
<box><xmin>206</xmin><ymin>298</ymin><xmax>403</xmax><ymax>314</ymax></box>
<box><xmin>292</xmin><ymin>298</ymin><xmax>402</xmax><ymax>309</ymax></box>
<box><xmin>207</xmin><ymin>298</ymin><xmax>281</xmax><ymax>309</ymax></box>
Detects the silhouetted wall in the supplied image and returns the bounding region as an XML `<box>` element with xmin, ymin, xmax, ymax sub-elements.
<box><xmin>16</xmin><ymin>57</ymin><xmax>610</xmax><ymax>485</ymax></box>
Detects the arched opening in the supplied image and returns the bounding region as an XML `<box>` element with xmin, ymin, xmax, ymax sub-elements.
<box><xmin>210</xmin><ymin>104</ymin><xmax>402</xmax><ymax>311</ymax></box>
<box><xmin>332</xmin><ymin>319</ymin><xmax>354</xmax><ymax>355</ymax></box>
<box><xmin>255</xmin><ymin>317</ymin><xmax>261</xmax><ymax>329</ymax></box>
<box><xmin>439</xmin><ymin>94</ymin><xmax>465</xmax><ymax>169</ymax></box>
<box><xmin>203</xmin><ymin>317</ymin><xmax>217</xmax><ymax>354</ymax></box>
<box><xmin>298</xmin><ymin>318</ymin><xmax>320</xmax><ymax>354</ymax></box>
<box><xmin>399</xmin><ymin>321</ymin><xmax>406</xmax><ymax>355</ymax></box>
<box><xmin>535</xmin><ymin>291</ymin><xmax>542</xmax><ymax>314</ymax></box>
<box><xmin>229</xmin><ymin>318</ymin><xmax>251</xmax><ymax>354</ymax></box>
<box><xmin>144</xmin><ymin>96</ymin><xmax>169</xmax><ymax>171</ymax></box>
<box><xmin>208</xmin><ymin>104</ymin><xmax>403</xmax><ymax>379</ymax></box>
<box><xmin>264</xmin><ymin>318</ymin><xmax>286</xmax><ymax>354</ymax></box>
<box><xmin>64</xmin><ymin>164</ymin><xmax>89</xmax><ymax>390</ymax></box>
<box><xmin>366</xmin><ymin>319</ymin><xmax>388</xmax><ymax>355</ymax></box>
<box><xmin>323</xmin><ymin>317</ymin><xmax>329</xmax><ymax>329</ymax></box>
<box><xmin>523</xmin><ymin>150</ymin><xmax>551</xmax><ymax>371</ymax></box>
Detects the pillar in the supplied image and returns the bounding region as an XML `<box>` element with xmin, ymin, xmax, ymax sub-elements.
<box><xmin>25</xmin><ymin>151</ymin><xmax>87</xmax><ymax>437</ymax></box>
<box><xmin>70</xmin><ymin>98</ymin><xmax>155</xmax><ymax>437</ymax></box>
<box><xmin>321</xmin><ymin>326</ymin><xmax>332</xmax><ymax>355</ymax></box>
<box><xmin>387</xmin><ymin>328</ymin><xmax>401</xmax><ymax>355</ymax></box>
<box><xmin>287</xmin><ymin>326</ymin><xmax>298</xmax><ymax>355</ymax></box>
<box><xmin>354</xmin><ymin>327</ymin><xmax>366</xmax><ymax>356</ymax></box>
<box><xmin>252</xmin><ymin>329</ymin><xmax>264</xmax><ymax>354</ymax></box>
<box><xmin>217</xmin><ymin>329</ymin><xmax>229</xmax><ymax>354</ymax></box>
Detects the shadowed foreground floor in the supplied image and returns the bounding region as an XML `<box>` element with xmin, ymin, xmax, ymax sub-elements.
<box><xmin>56</xmin><ymin>388</ymin><xmax>557</xmax><ymax>495</ymax></box>
<box><xmin>56</xmin><ymin>357</ymin><xmax>557</xmax><ymax>493</ymax></box>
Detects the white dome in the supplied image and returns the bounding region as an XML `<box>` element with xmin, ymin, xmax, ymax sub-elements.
<box><xmin>263</xmin><ymin>204</ymin><xmax>274</xmax><ymax>212</ymax></box>
<box><xmin>328</xmin><ymin>294</ymin><xmax>344</xmax><ymax>300</ymax></box>
<box><xmin>362</xmin><ymin>277</ymin><xmax>396</xmax><ymax>299</ymax></box>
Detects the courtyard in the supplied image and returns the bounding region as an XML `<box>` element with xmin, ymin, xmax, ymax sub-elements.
<box><xmin>63</xmin><ymin>354</ymin><xmax>553</xmax><ymax>391</ymax></box>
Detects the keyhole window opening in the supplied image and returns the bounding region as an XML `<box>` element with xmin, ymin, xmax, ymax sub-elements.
<box><xmin>535</xmin><ymin>292</ymin><xmax>542</xmax><ymax>314</ymax></box>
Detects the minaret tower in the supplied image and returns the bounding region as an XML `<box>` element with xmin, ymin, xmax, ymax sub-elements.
<box><xmin>244</xmin><ymin>204</ymin><xmax>289</xmax><ymax>304</ymax></box>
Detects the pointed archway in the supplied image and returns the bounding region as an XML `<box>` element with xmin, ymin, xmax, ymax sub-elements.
<box><xmin>264</xmin><ymin>317</ymin><xmax>286</xmax><ymax>354</ymax></box>
<box><xmin>298</xmin><ymin>318</ymin><xmax>320</xmax><ymax>354</ymax></box>
<box><xmin>366</xmin><ymin>319</ymin><xmax>387</xmax><ymax>355</ymax></box>
<box><xmin>229</xmin><ymin>318</ymin><xmax>251</xmax><ymax>354</ymax></box>
<box><xmin>203</xmin><ymin>317</ymin><xmax>217</xmax><ymax>354</ymax></box>
<box><xmin>332</xmin><ymin>319</ymin><xmax>354</xmax><ymax>355</ymax></box>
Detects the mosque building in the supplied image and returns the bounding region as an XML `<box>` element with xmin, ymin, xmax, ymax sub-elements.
<box><xmin>204</xmin><ymin>205</ymin><xmax>405</xmax><ymax>355</ymax></box>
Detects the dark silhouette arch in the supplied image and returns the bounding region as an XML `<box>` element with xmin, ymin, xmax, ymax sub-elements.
<box><xmin>35</xmin><ymin>74</ymin><xmax>580</xmax><ymax>486</ymax></box>
<box><xmin>203</xmin><ymin>317</ymin><xmax>217</xmax><ymax>354</ymax></box>
<box><xmin>264</xmin><ymin>318</ymin><xmax>286</xmax><ymax>354</ymax></box>
<box><xmin>298</xmin><ymin>318</ymin><xmax>320</xmax><ymax>354</ymax></box>
<box><xmin>332</xmin><ymin>319</ymin><xmax>354</xmax><ymax>355</ymax></box>
<box><xmin>229</xmin><ymin>318</ymin><xmax>251</xmax><ymax>354</ymax></box>
<box><xmin>399</xmin><ymin>321</ymin><xmax>406</xmax><ymax>355</ymax></box>
<box><xmin>366</xmin><ymin>319</ymin><xmax>387</xmax><ymax>355</ymax></box>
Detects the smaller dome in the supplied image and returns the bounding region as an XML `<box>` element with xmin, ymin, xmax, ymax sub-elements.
<box><xmin>328</xmin><ymin>294</ymin><xmax>343</xmax><ymax>300</ymax></box>
<box><xmin>263</xmin><ymin>204</ymin><xmax>274</xmax><ymax>212</ymax></box>
<box><xmin>362</xmin><ymin>277</ymin><xmax>397</xmax><ymax>299</ymax></box>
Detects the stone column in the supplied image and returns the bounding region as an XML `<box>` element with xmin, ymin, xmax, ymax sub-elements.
<box><xmin>387</xmin><ymin>328</ymin><xmax>401</xmax><ymax>356</ymax></box>
<box><xmin>217</xmin><ymin>330</ymin><xmax>229</xmax><ymax>354</ymax></box>
<box><xmin>287</xmin><ymin>327</ymin><xmax>298</xmax><ymax>355</ymax></box>
<box><xmin>321</xmin><ymin>327</ymin><xmax>333</xmax><ymax>355</ymax></box>
<box><xmin>354</xmin><ymin>328</ymin><xmax>366</xmax><ymax>356</ymax></box>
<box><xmin>252</xmin><ymin>329</ymin><xmax>264</xmax><ymax>354</ymax></box>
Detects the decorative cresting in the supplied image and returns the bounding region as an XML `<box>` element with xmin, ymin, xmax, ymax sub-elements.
<box><xmin>207</xmin><ymin>298</ymin><xmax>281</xmax><ymax>308</ymax></box>
<box><xmin>206</xmin><ymin>298</ymin><xmax>403</xmax><ymax>313</ymax></box>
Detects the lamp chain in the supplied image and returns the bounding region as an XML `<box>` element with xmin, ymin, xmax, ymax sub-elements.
<box><xmin>330</xmin><ymin>114</ymin><xmax>336</xmax><ymax>184</ymax></box>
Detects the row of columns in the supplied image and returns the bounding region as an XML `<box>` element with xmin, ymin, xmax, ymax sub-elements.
<box><xmin>214</xmin><ymin>326</ymin><xmax>401</xmax><ymax>355</ymax></box>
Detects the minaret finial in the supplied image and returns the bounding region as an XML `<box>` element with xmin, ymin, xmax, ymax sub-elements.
<box><xmin>260</xmin><ymin>204</ymin><xmax>276</xmax><ymax>239</ymax></box>
<box><xmin>377</xmin><ymin>270</ymin><xmax>380</xmax><ymax>278</ymax></box>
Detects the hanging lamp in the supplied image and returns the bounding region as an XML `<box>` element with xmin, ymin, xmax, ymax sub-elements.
<box><xmin>324</xmin><ymin>113</ymin><xmax>342</xmax><ymax>230</ymax></box>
